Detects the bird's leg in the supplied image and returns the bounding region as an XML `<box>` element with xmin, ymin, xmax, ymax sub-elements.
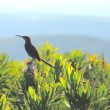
<box><xmin>29</xmin><ymin>58</ymin><xmax>35</xmax><ymax>65</ymax></box>
<box><xmin>26</xmin><ymin>59</ymin><xmax>35</xmax><ymax>66</ymax></box>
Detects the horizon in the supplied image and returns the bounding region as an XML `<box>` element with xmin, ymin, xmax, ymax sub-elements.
<box><xmin>0</xmin><ymin>15</ymin><xmax>110</xmax><ymax>40</ymax></box>
<box><xmin>0</xmin><ymin>35</ymin><xmax>110</xmax><ymax>62</ymax></box>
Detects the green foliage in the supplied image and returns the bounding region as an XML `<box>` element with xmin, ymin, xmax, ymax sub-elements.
<box><xmin>0</xmin><ymin>94</ymin><xmax>11</xmax><ymax>110</ymax></box>
<box><xmin>0</xmin><ymin>43</ymin><xmax>110</xmax><ymax>110</ymax></box>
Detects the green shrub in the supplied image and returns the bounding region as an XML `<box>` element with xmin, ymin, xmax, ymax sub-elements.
<box><xmin>0</xmin><ymin>43</ymin><xmax>110</xmax><ymax>110</ymax></box>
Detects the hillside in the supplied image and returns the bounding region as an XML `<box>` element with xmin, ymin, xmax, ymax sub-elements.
<box><xmin>0</xmin><ymin>35</ymin><xmax>110</xmax><ymax>61</ymax></box>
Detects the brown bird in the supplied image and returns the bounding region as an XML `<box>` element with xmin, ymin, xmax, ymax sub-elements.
<box><xmin>16</xmin><ymin>35</ymin><xmax>54</xmax><ymax>67</ymax></box>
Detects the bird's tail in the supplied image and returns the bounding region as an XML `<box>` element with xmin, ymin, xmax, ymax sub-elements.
<box><xmin>40</xmin><ymin>58</ymin><xmax>54</xmax><ymax>68</ymax></box>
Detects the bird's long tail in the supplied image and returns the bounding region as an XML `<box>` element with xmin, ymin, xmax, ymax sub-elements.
<box><xmin>40</xmin><ymin>58</ymin><xmax>54</xmax><ymax>68</ymax></box>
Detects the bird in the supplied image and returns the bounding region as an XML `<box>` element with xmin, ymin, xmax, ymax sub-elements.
<box><xmin>16</xmin><ymin>35</ymin><xmax>54</xmax><ymax>67</ymax></box>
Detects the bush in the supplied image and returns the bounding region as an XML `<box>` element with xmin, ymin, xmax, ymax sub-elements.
<box><xmin>0</xmin><ymin>43</ymin><xmax>110</xmax><ymax>110</ymax></box>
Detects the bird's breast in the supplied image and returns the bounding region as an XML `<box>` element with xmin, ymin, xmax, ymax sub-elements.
<box><xmin>24</xmin><ymin>43</ymin><xmax>41</xmax><ymax>61</ymax></box>
<box><xmin>25</xmin><ymin>43</ymin><xmax>33</xmax><ymax>56</ymax></box>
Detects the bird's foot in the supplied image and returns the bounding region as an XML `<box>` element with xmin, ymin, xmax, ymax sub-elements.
<box><xmin>26</xmin><ymin>61</ymin><xmax>32</xmax><ymax>65</ymax></box>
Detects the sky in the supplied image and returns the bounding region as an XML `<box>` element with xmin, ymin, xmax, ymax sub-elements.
<box><xmin>0</xmin><ymin>0</ymin><xmax>110</xmax><ymax>39</ymax></box>
<box><xmin>0</xmin><ymin>0</ymin><xmax>110</xmax><ymax>16</ymax></box>
<box><xmin>0</xmin><ymin>0</ymin><xmax>110</xmax><ymax>60</ymax></box>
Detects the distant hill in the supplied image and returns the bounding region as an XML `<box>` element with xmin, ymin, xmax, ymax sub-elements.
<box><xmin>0</xmin><ymin>35</ymin><xmax>110</xmax><ymax>62</ymax></box>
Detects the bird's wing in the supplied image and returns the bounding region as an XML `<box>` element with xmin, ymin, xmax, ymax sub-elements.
<box><xmin>25</xmin><ymin>44</ymin><xmax>41</xmax><ymax>61</ymax></box>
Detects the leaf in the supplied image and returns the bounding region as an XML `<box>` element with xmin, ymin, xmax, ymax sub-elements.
<box><xmin>60</xmin><ymin>77</ymin><xmax>66</xmax><ymax>89</ymax></box>
<box><xmin>28</xmin><ymin>87</ymin><xmax>37</xmax><ymax>102</ymax></box>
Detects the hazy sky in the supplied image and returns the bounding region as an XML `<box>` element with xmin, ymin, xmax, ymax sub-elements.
<box><xmin>0</xmin><ymin>0</ymin><xmax>110</xmax><ymax>16</ymax></box>
<box><xmin>0</xmin><ymin>0</ymin><xmax>110</xmax><ymax>38</ymax></box>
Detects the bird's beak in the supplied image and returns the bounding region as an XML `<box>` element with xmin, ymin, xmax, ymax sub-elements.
<box><xmin>16</xmin><ymin>35</ymin><xmax>25</xmax><ymax>38</ymax></box>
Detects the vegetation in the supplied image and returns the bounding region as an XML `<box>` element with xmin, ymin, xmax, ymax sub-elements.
<box><xmin>0</xmin><ymin>42</ymin><xmax>110</xmax><ymax>110</ymax></box>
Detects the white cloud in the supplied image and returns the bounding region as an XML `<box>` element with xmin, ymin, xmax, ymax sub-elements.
<box><xmin>0</xmin><ymin>0</ymin><xmax>110</xmax><ymax>16</ymax></box>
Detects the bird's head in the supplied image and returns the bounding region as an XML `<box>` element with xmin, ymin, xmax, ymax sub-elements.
<box><xmin>16</xmin><ymin>35</ymin><xmax>31</xmax><ymax>42</ymax></box>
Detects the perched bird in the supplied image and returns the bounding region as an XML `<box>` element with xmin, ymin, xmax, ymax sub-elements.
<box><xmin>16</xmin><ymin>35</ymin><xmax>54</xmax><ymax>67</ymax></box>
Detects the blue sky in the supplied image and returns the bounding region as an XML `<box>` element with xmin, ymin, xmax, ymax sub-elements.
<box><xmin>0</xmin><ymin>0</ymin><xmax>110</xmax><ymax>16</ymax></box>
<box><xmin>0</xmin><ymin>0</ymin><xmax>110</xmax><ymax>39</ymax></box>
<box><xmin>0</xmin><ymin>0</ymin><xmax>110</xmax><ymax>60</ymax></box>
